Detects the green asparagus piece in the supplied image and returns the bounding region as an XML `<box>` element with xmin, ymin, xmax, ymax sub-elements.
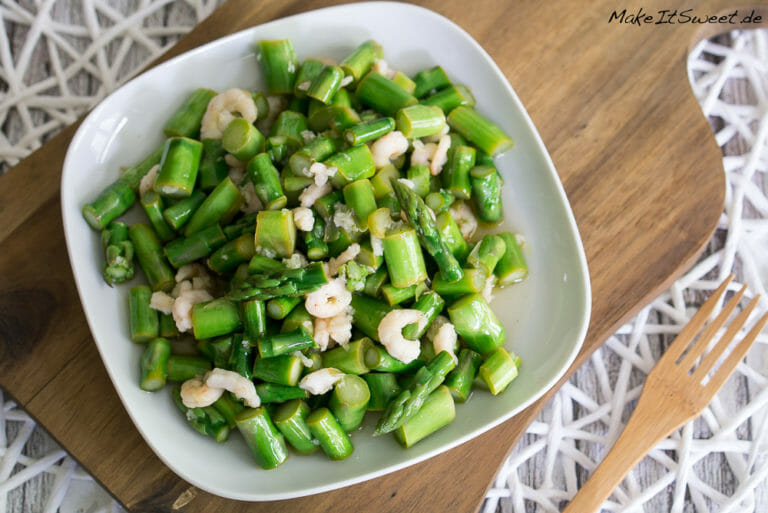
<box><xmin>343</xmin><ymin>179</ymin><xmax>377</xmax><ymax>228</ymax></box>
<box><xmin>391</xmin><ymin>180</ymin><xmax>463</xmax><ymax>283</ymax></box>
<box><xmin>494</xmin><ymin>233</ymin><xmax>528</xmax><ymax>285</ymax></box>
<box><xmin>442</xmin><ymin>145</ymin><xmax>476</xmax><ymax>200</ymax></box>
<box><xmin>228</xmin><ymin>333</ymin><xmax>253</xmax><ymax>379</ymax></box>
<box><xmin>329</xmin><ymin>374</ymin><xmax>370</xmax><ymax>432</ymax></box>
<box><xmin>164</xmin><ymin>223</ymin><xmax>227</xmax><ymax>268</ymax></box>
<box><xmin>158</xmin><ymin>312</ymin><xmax>179</xmax><ymax>338</ymax></box>
<box><xmin>247</xmin><ymin>254</ymin><xmax>286</xmax><ymax>274</ymax></box>
<box><xmin>258</xmin><ymin>326</ymin><xmax>315</xmax><ymax>358</ymax></box>
<box><xmin>447</xmin><ymin>106</ymin><xmax>514</xmax><ymax>157</ymax></box>
<box><xmin>119</xmin><ymin>142</ymin><xmax>166</xmax><ymax>190</ymax></box>
<box><xmin>479</xmin><ymin>347</ymin><xmax>521</xmax><ymax>395</ymax></box>
<box><xmin>208</xmin><ymin>233</ymin><xmax>256</xmax><ymax>274</ymax></box>
<box><xmin>280</xmin><ymin>303</ymin><xmax>314</xmax><ymax>336</ymax></box>
<box><xmin>129</xmin><ymin>285</ymin><xmax>159</xmax><ymax>343</ymax></box>
<box><xmin>166</xmin><ymin>355</ymin><xmax>212</xmax><ymax>382</ymax></box>
<box><xmin>304</xmin><ymin>211</ymin><xmax>328</xmax><ymax>260</ymax></box>
<box><xmin>392</xmin><ymin>71</ymin><xmax>416</xmax><ymax>94</ymax></box>
<box><xmin>228</xmin><ymin>261</ymin><xmax>329</xmax><ymax>301</ymax></box>
<box><xmin>349</xmin><ymin>294</ymin><xmax>393</xmax><ymax>341</ymax></box>
<box><xmin>257</xmin><ymin>39</ymin><xmax>298</xmax><ymax>95</ymax></box>
<box><xmin>374</xmin><ymin>350</ymin><xmax>456</xmax><ymax>435</ymax></box>
<box><xmin>444</xmin><ymin>348</ymin><xmax>483</xmax><ymax>402</ymax></box>
<box><xmin>402</xmin><ymin>290</ymin><xmax>445</xmax><ymax>340</ymax></box>
<box><xmin>242</xmin><ymin>299</ymin><xmax>267</xmax><ymax>341</ymax></box>
<box><xmin>101</xmin><ymin>221</ymin><xmax>135</xmax><ymax>285</ymax></box>
<box><xmin>191</xmin><ymin>298</ymin><xmax>243</xmax><ymax>340</ymax></box>
<box><xmin>235</xmin><ymin>407</ymin><xmax>288</xmax><ymax>469</ymax></box>
<box><xmin>425</xmin><ymin>189</ymin><xmax>455</xmax><ymax>214</ymax></box>
<box><xmin>273</xmin><ymin>399</ymin><xmax>317</xmax><ymax>454</ymax></box>
<box><xmin>269</xmin><ymin>110</ymin><xmax>308</xmax><ymax>147</ymax></box>
<box><xmin>421</xmin><ymin>84</ymin><xmax>476</xmax><ymax>113</ymax></box>
<box><xmin>412</xmin><ymin>65</ymin><xmax>452</xmax><ymax>98</ymax></box>
<box><xmin>252</xmin><ymin>354</ymin><xmax>304</xmax><ymax>386</ymax></box>
<box><xmin>340</xmin><ymin>40</ymin><xmax>383</xmax><ymax>83</ymax></box>
<box><xmin>370</xmin><ymin>345</ymin><xmax>424</xmax><ymax>374</ymax></box>
<box><xmin>82</xmin><ymin>180</ymin><xmax>136</xmax><ymax>230</ymax></box>
<box><xmin>197</xmin><ymin>336</ymin><xmax>233</xmax><ymax>368</ymax></box>
<box><xmin>294</xmin><ymin>58</ymin><xmax>326</xmax><ymax>98</ymax></box>
<box><xmin>380</xmin><ymin>282</ymin><xmax>424</xmax><ymax>306</ymax></box>
<box><xmin>212</xmin><ymin>392</ymin><xmax>245</xmax><ymax>428</ymax></box>
<box><xmin>306</xmin><ymin>407</ymin><xmax>354</xmax><ymax>460</ymax></box>
<box><xmin>183</xmin><ymin>177</ymin><xmax>243</xmax><ymax>236</ymax></box>
<box><xmin>370</xmin><ymin>164</ymin><xmax>400</xmax><ymax>200</ymax></box>
<box><xmin>435</xmin><ymin>210</ymin><xmax>470</xmax><ymax>263</ymax></box>
<box><xmin>128</xmin><ymin>223</ymin><xmax>175</xmax><ymax>291</ymax></box>
<box><xmin>382</xmin><ymin>224</ymin><xmax>428</xmax><ymax>288</ymax></box>
<box><xmin>222</xmin><ymin>117</ymin><xmax>265</xmax><ymax>163</ymax></box>
<box><xmin>447</xmin><ymin>293</ymin><xmax>505</xmax><ymax>354</ymax></box>
<box><xmin>253</xmin><ymin>209</ymin><xmax>296</xmax><ymax>258</ymax></box>
<box><xmin>327</xmin><ymin>144</ymin><xmax>377</xmax><ymax>188</ymax></box>
<box><xmin>154</xmin><ymin>137</ymin><xmax>203</xmax><ymax>199</ymax></box>
<box><xmin>364</xmin><ymin>372</ymin><xmax>401</xmax><ymax>411</ymax></box>
<box><xmin>266</xmin><ymin>295</ymin><xmax>303</xmax><ymax>320</ymax></box>
<box><xmin>321</xmin><ymin>338</ymin><xmax>380</xmax><ymax>375</ymax></box>
<box><xmin>139</xmin><ymin>190</ymin><xmax>176</xmax><ymax>242</ymax></box>
<box><xmin>198</xmin><ymin>138</ymin><xmax>229</xmax><ymax>191</ymax></box>
<box><xmin>139</xmin><ymin>337</ymin><xmax>171</xmax><ymax>391</ymax></box>
<box><xmin>432</xmin><ymin>268</ymin><xmax>488</xmax><ymax>298</ymax></box>
<box><xmin>343</xmin><ymin>117</ymin><xmax>395</xmax><ymax>146</ymax></box>
<box><xmin>406</xmin><ymin>165</ymin><xmax>431</xmax><ymax>198</ymax></box>
<box><xmin>162</xmin><ymin>190</ymin><xmax>206</xmax><ymax>231</ymax></box>
<box><xmin>163</xmin><ymin>88</ymin><xmax>217</xmax><ymax>138</ymax></box>
<box><xmin>289</xmin><ymin>136</ymin><xmax>337</xmax><ymax>177</ymax></box>
<box><xmin>172</xmin><ymin>386</ymin><xmax>229</xmax><ymax>441</ymax></box>
<box><xmin>246</xmin><ymin>153</ymin><xmax>287</xmax><ymax>210</ymax></box>
<box><xmin>395</xmin><ymin>104</ymin><xmax>446</xmax><ymax>139</ymax></box>
<box><xmin>356</xmin><ymin>71</ymin><xmax>417</xmax><ymax>116</ymax></box>
<box><xmin>307</xmin><ymin>65</ymin><xmax>345</xmax><ymax>104</ymax></box>
<box><xmin>467</xmin><ymin>234</ymin><xmax>507</xmax><ymax>275</ymax></box>
<box><xmin>256</xmin><ymin>383</ymin><xmax>308</xmax><ymax>404</ymax></box>
<box><xmin>393</xmin><ymin>385</ymin><xmax>455</xmax><ymax>448</ymax></box>
<box><xmin>469</xmin><ymin>164</ymin><xmax>503</xmax><ymax>222</ymax></box>
<box><xmin>363</xmin><ymin>266</ymin><xmax>388</xmax><ymax>298</ymax></box>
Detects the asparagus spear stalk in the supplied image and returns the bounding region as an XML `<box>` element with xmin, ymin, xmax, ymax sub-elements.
<box><xmin>340</xmin><ymin>40</ymin><xmax>383</xmax><ymax>83</ymax></box>
<box><xmin>306</xmin><ymin>407</ymin><xmax>354</xmax><ymax>460</ymax></box>
<box><xmin>162</xmin><ymin>190</ymin><xmax>206</xmax><ymax>231</ymax></box>
<box><xmin>257</xmin><ymin>39</ymin><xmax>298</xmax><ymax>95</ymax></box>
<box><xmin>139</xmin><ymin>337</ymin><xmax>171</xmax><ymax>391</ymax></box>
<box><xmin>164</xmin><ymin>223</ymin><xmax>227</xmax><ymax>268</ymax></box>
<box><xmin>183</xmin><ymin>177</ymin><xmax>243</xmax><ymax>236</ymax></box>
<box><xmin>101</xmin><ymin>221</ymin><xmax>135</xmax><ymax>285</ymax></box>
<box><xmin>374</xmin><ymin>350</ymin><xmax>456</xmax><ymax>435</ymax></box>
<box><xmin>329</xmin><ymin>374</ymin><xmax>371</xmax><ymax>432</ymax></box>
<box><xmin>191</xmin><ymin>298</ymin><xmax>243</xmax><ymax>340</ymax></box>
<box><xmin>470</xmin><ymin>164</ymin><xmax>503</xmax><ymax>223</ymax></box>
<box><xmin>242</xmin><ymin>299</ymin><xmax>267</xmax><ymax>341</ymax></box>
<box><xmin>273</xmin><ymin>399</ymin><xmax>317</xmax><ymax>454</ymax></box>
<box><xmin>494</xmin><ymin>232</ymin><xmax>528</xmax><ymax>285</ymax></box>
<box><xmin>321</xmin><ymin>337</ymin><xmax>380</xmax><ymax>375</ymax></box>
<box><xmin>391</xmin><ymin>180</ymin><xmax>463</xmax><ymax>283</ymax></box>
<box><xmin>412</xmin><ymin>65</ymin><xmax>452</xmax><ymax>98</ymax></box>
<box><xmin>256</xmin><ymin>384</ymin><xmax>309</xmax><ymax>404</ymax></box>
<box><xmin>444</xmin><ymin>348</ymin><xmax>483</xmax><ymax>402</ymax></box>
<box><xmin>222</xmin><ymin>118</ymin><xmax>265</xmax><ymax>163</ymax></box>
<box><xmin>253</xmin><ymin>209</ymin><xmax>296</xmax><ymax>258</ymax></box>
<box><xmin>479</xmin><ymin>348</ymin><xmax>521</xmax><ymax>395</ymax></box>
<box><xmin>421</xmin><ymin>84</ymin><xmax>476</xmax><ymax>113</ymax></box>
<box><xmin>364</xmin><ymin>372</ymin><xmax>401</xmax><ymax>410</ymax></box>
<box><xmin>235</xmin><ymin>407</ymin><xmax>288</xmax><ymax>469</ymax></box>
<box><xmin>228</xmin><ymin>333</ymin><xmax>253</xmax><ymax>379</ymax></box>
<box><xmin>128</xmin><ymin>224</ymin><xmax>175</xmax><ymax>292</ymax></box>
<box><xmin>163</xmin><ymin>88</ymin><xmax>217</xmax><ymax>138</ymax></box>
<box><xmin>402</xmin><ymin>290</ymin><xmax>445</xmax><ymax>340</ymax></box>
<box><xmin>344</xmin><ymin>117</ymin><xmax>395</xmax><ymax>146</ymax></box>
<box><xmin>393</xmin><ymin>385</ymin><xmax>455</xmax><ymax>448</ymax></box>
<box><xmin>207</xmin><ymin>233</ymin><xmax>255</xmax><ymax>274</ymax></box>
<box><xmin>447</xmin><ymin>293</ymin><xmax>505</xmax><ymax>354</ymax></box>
<box><xmin>154</xmin><ymin>137</ymin><xmax>203</xmax><ymax>199</ymax></box>
<box><xmin>252</xmin><ymin>354</ymin><xmax>304</xmax><ymax>386</ymax></box>
<box><xmin>198</xmin><ymin>139</ymin><xmax>229</xmax><ymax>191</ymax></box>
<box><xmin>166</xmin><ymin>355</ymin><xmax>212</xmax><ymax>382</ymax></box>
<box><xmin>139</xmin><ymin>190</ymin><xmax>176</xmax><ymax>242</ymax></box>
<box><xmin>382</xmin><ymin>225</ymin><xmax>428</xmax><ymax>288</ymax></box>
<box><xmin>258</xmin><ymin>326</ymin><xmax>315</xmax><ymax>358</ymax></box>
<box><xmin>228</xmin><ymin>261</ymin><xmax>329</xmax><ymax>301</ymax></box>
<box><xmin>128</xmin><ymin>285</ymin><xmax>159</xmax><ymax>343</ymax></box>
<box><xmin>467</xmin><ymin>234</ymin><xmax>507</xmax><ymax>275</ymax></box>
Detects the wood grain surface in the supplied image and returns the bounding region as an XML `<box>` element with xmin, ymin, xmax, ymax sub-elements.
<box><xmin>0</xmin><ymin>0</ymin><xmax>755</xmax><ymax>511</ymax></box>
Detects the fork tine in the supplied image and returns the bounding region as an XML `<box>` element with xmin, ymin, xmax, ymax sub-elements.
<box><xmin>663</xmin><ymin>275</ymin><xmax>734</xmax><ymax>363</ymax></box>
<box><xmin>702</xmin><ymin>310</ymin><xmax>768</xmax><ymax>396</ymax></box>
<box><xmin>692</xmin><ymin>294</ymin><xmax>759</xmax><ymax>381</ymax></box>
<box><xmin>677</xmin><ymin>284</ymin><xmax>747</xmax><ymax>372</ymax></box>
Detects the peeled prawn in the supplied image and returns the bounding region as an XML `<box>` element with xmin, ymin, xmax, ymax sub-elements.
<box><xmin>377</xmin><ymin>309</ymin><xmax>427</xmax><ymax>364</ymax></box>
<box><xmin>371</xmin><ymin>131</ymin><xmax>409</xmax><ymax>168</ymax></box>
<box><xmin>200</xmin><ymin>88</ymin><xmax>257</xmax><ymax>140</ymax></box>
<box><xmin>299</xmin><ymin>368</ymin><xmax>345</xmax><ymax>395</ymax></box>
<box><xmin>305</xmin><ymin>278</ymin><xmax>352</xmax><ymax>319</ymax></box>
<box><xmin>180</xmin><ymin>376</ymin><xmax>224</xmax><ymax>408</ymax></box>
<box><xmin>204</xmin><ymin>368</ymin><xmax>260</xmax><ymax>408</ymax></box>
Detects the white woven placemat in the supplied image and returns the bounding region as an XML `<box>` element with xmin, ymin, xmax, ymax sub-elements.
<box><xmin>1</xmin><ymin>3</ymin><xmax>767</xmax><ymax>512</ymax></box>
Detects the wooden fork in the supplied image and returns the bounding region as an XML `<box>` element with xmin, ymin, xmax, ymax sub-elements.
<box><xmin>563</xmin><ymin>275</ymin><xmax>768</xmax><ymax>512</ymax></box>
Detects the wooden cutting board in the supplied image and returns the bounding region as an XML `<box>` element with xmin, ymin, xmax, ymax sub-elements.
<box><xmin>1</xmin><ymin>0</ymin><xmax>760</xmax><ymax>511</ymax></box>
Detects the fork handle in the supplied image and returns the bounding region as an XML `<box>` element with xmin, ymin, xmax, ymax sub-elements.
<box><xmin>561</xmin><ymin>408</ymin><xmax>671</xmax><ymax>512</ymax></box>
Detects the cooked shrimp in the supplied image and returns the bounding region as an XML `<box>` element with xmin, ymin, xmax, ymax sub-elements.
<box><xmin>180</xmin><ymin>376</ymin><xmax>224</xmax><ymax>408</ymax></box>
<box><xmin>378</xmin><ymin>309</ymin><xmax>427</xmax><ymax>364</ymax></box>
<box><xmin>299</xmin><ymin>368</ymin><xmax>345</xmax><ymax>395</ymax></box>
<box><xmin>282</xmin><ymin>252</ymin><xmax>308</xmax><ymax>269</ymax></box>
<box><xmin>307</xmin><ymin>162</ymin><xmax>337</xmax><ymax>186</ymax></box>
<box><xmin>175</xmin><ymin>263</ymin><xmax>212</xmax><ymax>292</ymax></box>
<box><xmin>410</xmin><ymin>140</ymin><xmax>435</xmax><ymax>167</ymax></box>
<box><xmin>204</xmin><ymin>368</ymin><xmax>260</xmax><ymax>408</ymax></box>
<box><xmin>200</xmin><ymin>88</ymin><xmax>257</xmax><ymax>140</ymax></box>
<box><xmin>139</xmin><ymin>164</ymin><xmax>159</xmax><ymax>195</ymax></box>
<box><xmin>427</xmin><ymin>315</ymin><xmax>458</xmax><ymax>364</ymax></box>
<box><xmin>305</xmin><ymin>278</ymin><xmax>352</xmax><ymax>319</ymax></box>
<box><xmin>293</xmin><ymin>207</ymin><xmax>315</xmax><ymax>231</ymax></box>
<box><xmin>430</xmin><ymin>134</ymin><xmax>451</xmax><ymax>175</ymax></box>
<box><xmin>313</xmin><ymin>316</ymin><xmax>332</xmax><ymax>351</ymax></box>
<box><xmin>299</xmin><ymin>182</ymin><xmax>332</xmax><ymax>208</ymax></box>
<box><xmin>371</xmin><ymin>130</ymin><xmax>409</xmax><ymax>168</ymax></box>
<box><xmin>450</xmin><ymin>201</ymin><xmax>478</xmax><ymax>240</ymax></box>
<box><xmin>172</xmin><ymin>289</ymin><xmax>213</xmax><ymax>333</ymax></box>
<box><xmin>481</xmin><ymin>275</ymin><xmax>498</xmax><ymax>303</ymax></box>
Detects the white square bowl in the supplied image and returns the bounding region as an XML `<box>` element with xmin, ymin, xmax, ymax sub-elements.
<box><xmin>61</xmin><ymin>1</ymin><xmax>591</xmax><ymax>501</ymax></box>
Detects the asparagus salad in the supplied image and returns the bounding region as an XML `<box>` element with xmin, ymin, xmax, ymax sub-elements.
<box><xmin>82</xmin><ymin>38</ymin><xmax>528</xmax><ymax>468</ymax></box>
